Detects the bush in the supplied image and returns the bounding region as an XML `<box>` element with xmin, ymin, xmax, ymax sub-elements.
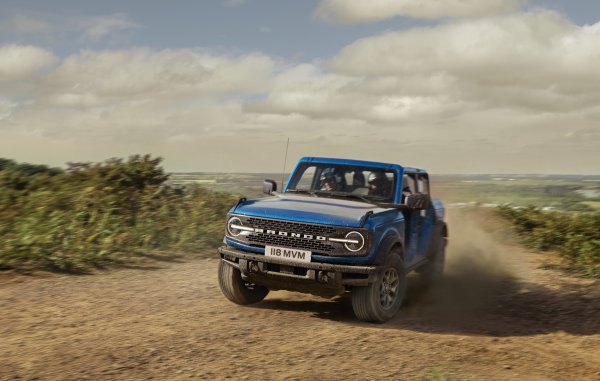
<box><xmin>498</xmin><ymin>206</ymin><xmax>600</xmax><ymax>278</ymax></box>
<box><xmin>0</xmin><ymin>155</ymin><xmax>237</xmax><ymax>271</ymax></box>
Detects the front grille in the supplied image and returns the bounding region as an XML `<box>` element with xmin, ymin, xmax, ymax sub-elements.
<box><xmin>246</xmin><ymin>217</ymin><xmax>336</xmax><ymax>254</ymax></box>
<box><xmin>249</xmin><ymin>233</ymin><xmax>334</xmax><ymax>253</ymax></box>
<box><xmin>247</xmin><ymin>218</ymin><xmax>336</xmax><ymax>236</ymax></box>
<box><xmin>227</xmin><ymin>215</ymin><xmax>370</xmax><ymax>256</ymax></box>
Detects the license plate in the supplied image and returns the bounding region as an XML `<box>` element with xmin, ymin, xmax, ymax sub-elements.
<box><xmin>265</xmin><ymin>245</ymin><xmax>311</xmax><ymax>263</ymax></box>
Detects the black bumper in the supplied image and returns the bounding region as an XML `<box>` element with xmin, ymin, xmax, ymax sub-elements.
<box><xmin>218</xmin><ymin>246</ymin><xmax>379</xmax><ymax>297</ymax></box>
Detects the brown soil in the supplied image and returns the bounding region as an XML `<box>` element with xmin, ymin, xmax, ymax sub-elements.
<box><xmin>1</xmin><ymin>210</ymin><xmax>599</xmax><ymax>381</ymax></box>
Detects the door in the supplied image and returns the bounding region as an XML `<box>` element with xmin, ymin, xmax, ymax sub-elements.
<box><xmin>403</xmin><ymin>173</ymin><xmax>433</xmax><ymax>267</ymax></box>
<box><xmin>415</xmin><ymin>174</ymin><xmax>435</xmax><ymax>258</ymax></box>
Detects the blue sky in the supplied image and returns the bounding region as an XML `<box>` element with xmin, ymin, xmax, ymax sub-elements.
<box><xmin>1</xmin><ymin>1</ymin><xmax>599</xmax><ymax>173</ymax></box>
<box><xmin>2</xmin><ymin>0</ymin><xmax>599</xmax><ymax>59</ymax></box>
<box><xmin>0</xmin><ymin>0</ymin><xmax>433</xmax><ymax>59</ymax></box>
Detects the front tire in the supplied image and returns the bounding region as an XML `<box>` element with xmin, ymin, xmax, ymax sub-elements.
<box><xmin>218</xmin><ymin>260</ymin><xmax>269</xmax><ymax>305</ymax></box>
<box><xmin>351</xmin><ymin>251</ymin><xmax>407</xmax><ymax>323</ymax></box>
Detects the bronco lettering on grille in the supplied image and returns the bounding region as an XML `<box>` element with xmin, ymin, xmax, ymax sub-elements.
<box><xmin>261</xmin><ymin>229</ymin><xmax>327</xmax><ymax>241</ymax></box>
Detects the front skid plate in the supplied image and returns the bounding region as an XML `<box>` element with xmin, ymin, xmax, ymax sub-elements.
<box><xmin>218</xmin><ymin>246</ymin><xmax>377</xmax><ymax>274</ymax></box>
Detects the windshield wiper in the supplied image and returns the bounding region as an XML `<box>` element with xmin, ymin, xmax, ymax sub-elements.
<box><xmin>332</xmin><ymin>193</ymin><xmax>373</xmax><ymax>203</ymax></box>
<box><xmin>313</xmin><ymin>191</ymin><xmax>374</xmax><ymax>204</ymax></box>
<box><xmin>285</xmin><ymin>189</ymin><xmax>318</xmax><ymax>196</ymax></box>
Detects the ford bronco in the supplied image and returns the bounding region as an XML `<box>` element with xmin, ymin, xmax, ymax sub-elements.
<box><xmin>218</xmin><ymin>157</ymin><xmax>447</xmax><ymax>323</ymax></box>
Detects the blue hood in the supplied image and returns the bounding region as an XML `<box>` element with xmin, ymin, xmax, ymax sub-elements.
<box><xmin>233</xmin><ymin>194</ymin><xmax>384</xmax><ymax>227</ymax></box>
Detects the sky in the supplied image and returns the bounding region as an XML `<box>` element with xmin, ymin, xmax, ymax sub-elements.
<box><xmin>1</xmin><ymin>0</ymin><xmax>599</xmax><ymax>174</ymax></box>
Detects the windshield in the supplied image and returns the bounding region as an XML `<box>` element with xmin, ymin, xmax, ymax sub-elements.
<box><xmin>285</xmin><ymin>163</ymin><xmax>397</xmax><ymax>202</ymax></box>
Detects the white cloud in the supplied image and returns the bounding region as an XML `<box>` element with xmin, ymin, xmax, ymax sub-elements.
<box><xmin>1</xmin><ymin>11</ymin><xmax>599</xmax><ymax>173</ymax></box>
<box><xmin>242</xmin><ymin>11</ymin><xmax>600</xmax><ymax>172</ymax></box>
<box><xmin>327</xmin><ymin>11</ymin><xmax>600</xmax><ymax>113</ymax></box>
<box><xmin>80</xmin><ymin>13</ymin><xmax>141</xmax><ymax>41</ymax></box>
<box><xmin>0</xmin><ymin>44</ymin><xmax>56</xmax><ymax>82</ymax></box>
<box><xmin>1</xmin><ymin>48</ymin><xmax>276</xmax><ymax>148</ymax></box>
<box><xmin>43</xmin><ymin>49</ymin><xmax>273</xmax><ymax>105</ymax></box>
<box><xmin>248</xmin><ymin>11</ymin><xmax>600</xmax><ymax>124</ymax></box>
<box><xmin>315</xmin><ymin>0</ymin><xmax>524</xmax><ymax>23</ymax></box>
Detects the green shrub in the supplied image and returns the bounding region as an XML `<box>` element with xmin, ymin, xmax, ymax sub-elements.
<box><xmin>498</xmin><ymin>205</ymin><xmax>600</xmax><ymax>278</ymax></box>
<box><xmin>0</xmin><ymin>155</ymin><xmax>237</xmax><ymax>271</ymax></box>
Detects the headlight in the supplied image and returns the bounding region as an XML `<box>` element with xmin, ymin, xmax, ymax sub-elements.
<box><xmin>227</xmin><ymin>216</ymin><xmax>255</xmax><ymax>237</ymax></box>
<box><xmin>343</xmin><ymin>231</ymin><xmax>365</xmax><ymax>252</ymax></box>
<box><xmin>227</xmin><ymin>217</ymin><xmax>243</xmax><ymax>237</ymax></box>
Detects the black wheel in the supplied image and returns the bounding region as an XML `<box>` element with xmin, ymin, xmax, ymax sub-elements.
<box><xmin>418</xmin><ymin>236</ymin><xmax>447</xmax><ymax>285</ymax></box>
<box><xmin>218</xmin><ymin>260</ymin><xmax>269</xmax><ymax>305</ymax></box>
<box><xmin>351</xmin><ymin>250</ymin><xmax>407</xmax><ymax>323</ymax></box>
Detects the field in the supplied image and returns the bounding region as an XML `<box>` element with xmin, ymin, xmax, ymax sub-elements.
<box><xmin>1</xmin><ymin>208</ymin><xmax>598</xmax><ymax>380</ymax></box>
<box><xmin>169</xmin><ymin>172</ymin><xmax>600</xmax><ymax>212</ymax></box>
<box><xmin>1</xmin><ymin>157</ymin><xmax>597</xmax><ymax>275</ymax></box>
<box><xmin>171</xmin><ymin>171</ymin><xmax>599</xmax><ymax>278</ymax></box>
<box><xmin>1</xmin><ymin>158</ymin><xmax>599</xmax><ymax>380</ymax></box>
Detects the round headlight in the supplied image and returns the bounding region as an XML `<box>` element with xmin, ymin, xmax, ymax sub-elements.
<box><xmin>344</xmin><ymin>231</ymin><xmax>365</xmax><ymax>252</ymax></box>
<box><xmin>227</xmin><ymin>217</ymin><xmax>243</xmax><ymax>237</ymax></box>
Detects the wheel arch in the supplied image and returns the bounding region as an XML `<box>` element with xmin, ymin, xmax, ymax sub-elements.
<box><xmin>373</xmin><ymin>232</ymin><xmax>405</xmax><ymax>265</ymax></box>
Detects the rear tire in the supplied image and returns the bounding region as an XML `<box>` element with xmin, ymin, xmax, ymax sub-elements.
<box><xmin>218</xmin><ymin>260</ymin><xmax>269</xmax><ymax>305</ymax></box>
<box><xmin>418</xmin><ymin>236</ymin><xmax>447</xmax><ymax>285</ymax></box>
<box><xmin>351</xmin><ymin>251</ymin><xmax>407</xmax><ymax>323</ymax></box>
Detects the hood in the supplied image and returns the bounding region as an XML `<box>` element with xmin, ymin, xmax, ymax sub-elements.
<box><xmin>233</xmin><ymin>194</ymin><xmax>385</xmax><ymax>227</ymax></box>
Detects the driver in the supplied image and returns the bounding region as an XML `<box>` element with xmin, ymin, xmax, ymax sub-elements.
<box><xmin>368</xmin><ymin>171</ymin><xmax>391</xmax><ymax>197</ymax></box>
<box><xmin>320</xmin><ymin>168</ymin><xmax>343</xmax><ymax>191</ymax></box>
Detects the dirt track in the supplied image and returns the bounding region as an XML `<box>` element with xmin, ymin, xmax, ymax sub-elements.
<box><xmin>1</xmin><ymin>210</ymin><xmax>599</xmax><ymax>381</ymax></box>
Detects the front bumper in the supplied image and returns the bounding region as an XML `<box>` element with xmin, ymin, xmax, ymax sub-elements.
<box><xmin>218</xmin><ymin>246</ymin><xmax>379</xmax><ymax>297</ymax></box>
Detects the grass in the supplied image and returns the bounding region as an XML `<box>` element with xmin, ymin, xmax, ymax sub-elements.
<box><xmin>0</xmin><ymin>155</ymin><xmax>237</xmax><ymax>272</ymax></box>
<box><xmin>1</xmin><ymin>156</ymin><xmax>598</xmax><ymax>277</ymax></box>
<box><xmin>498</xmin><ymin>206</ymin><xmax>600</xmax><ymax>278</ymax></box>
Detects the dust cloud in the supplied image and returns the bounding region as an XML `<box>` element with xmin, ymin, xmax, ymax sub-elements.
<box><xmin>405</xmin><ymin>208</ymin><xmax>521</xmax><ymax>317</ymax></box>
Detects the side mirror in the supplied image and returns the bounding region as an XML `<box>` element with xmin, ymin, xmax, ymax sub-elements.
<box><xmin>406</xmin><ymin>193</ymin><xmax>429</xmax><ymax>210</ymax></box>
<box><xmin>263</xmin><ymin>179</ymin><xmax>277</xmax><ymax>195</ymax></box>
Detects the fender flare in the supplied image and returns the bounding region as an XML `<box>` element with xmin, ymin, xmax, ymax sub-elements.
<box><xmin>373</xmin><ymin>232</ymin><xmax>404</xmax><ymax>265</ymax></box>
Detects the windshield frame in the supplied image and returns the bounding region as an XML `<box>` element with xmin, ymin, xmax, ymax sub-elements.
<box><xmin>284</xmin><ymin>162</ymin><xmax>400</xmax><ymax>204</ymax></box>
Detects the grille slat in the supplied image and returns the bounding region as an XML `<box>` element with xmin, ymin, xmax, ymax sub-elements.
<box><xmin>247</xmin><ymin>218</ymin><xmax>336</xmax><ymax>235</ymax></box>
<box><xmin>246</xmin><ymin>217</ymin><xmax>336</xmax><ymax>253</ymax></box>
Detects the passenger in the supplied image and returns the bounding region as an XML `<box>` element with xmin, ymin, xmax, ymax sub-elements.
<box><xmin>352</xmin><ymin>171</ymin><xmax>366</xmax><ymax>188</ymax></box>
<box><xmin>402</xmin><ymin>175</ymin><xmax>412</xmax><ymax>202</ymax></box>
<box><xmin>368</xmin><ymin>172</ymin><xmax>391</xmax><ymax>198</ymax></box>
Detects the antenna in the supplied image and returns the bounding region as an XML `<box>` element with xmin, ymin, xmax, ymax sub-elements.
<box><xmin>281</xmin><ymin>137</ymin><xmax>289</xmax><ymax>188</ymax></box>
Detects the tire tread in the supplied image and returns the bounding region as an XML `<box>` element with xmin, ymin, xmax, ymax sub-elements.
<box><xmin>218</xmin><ymin>261</ymin><xmax>269</xmax><ymax>305</ymax></box>
<box><xmin>351</xmin><ymin>251</ymin><xmax>406</xmax><ymax>323</ymax></box>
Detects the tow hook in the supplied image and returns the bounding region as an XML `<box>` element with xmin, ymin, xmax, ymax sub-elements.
<box><xmin>317</xmin><ymin>271</ymin><xmax>329</xmax><ymax>283</ymax></box>
<box><xmin>249</xmin><ymin>261</ymin><xmax>259</xmax><ymax>273</ymax></box>
<box><xmin>248</xmin><ymin>260</ymin><xmax>267</xmax><ymax>274</ymax></box>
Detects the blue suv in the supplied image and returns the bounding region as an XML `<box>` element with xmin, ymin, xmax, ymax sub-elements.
<box><xmin>218</xmin><ymin>157</ymin><xmax>448</xmax><ymax>322</ymax></box>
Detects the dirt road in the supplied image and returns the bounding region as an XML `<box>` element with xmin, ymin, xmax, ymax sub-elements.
<box><xmin>1</xmin><ymin>210</ymin><xmax>599</xmax><ymax>380</ymax></box>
